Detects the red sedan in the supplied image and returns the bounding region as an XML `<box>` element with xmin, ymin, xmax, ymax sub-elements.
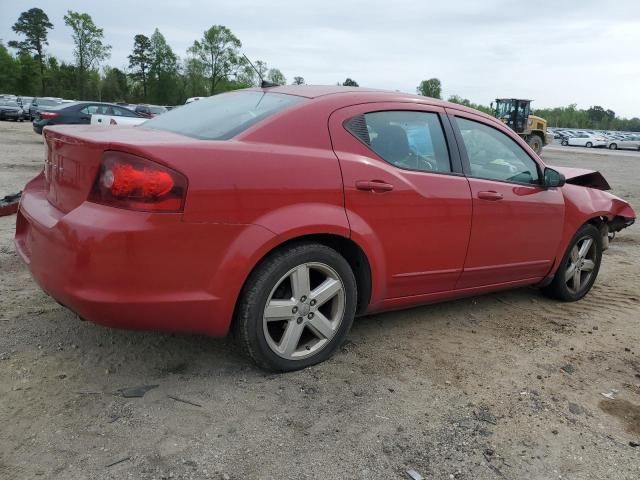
<box><xmin>15</xmin><ymin>86</ymin><xmax>635</xmax><ymax>371</ymax></box>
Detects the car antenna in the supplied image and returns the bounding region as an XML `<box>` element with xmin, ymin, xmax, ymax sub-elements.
<box><xmin>242</xmin><ymin>54</ymin><xmax>279</xmax><ymax>88</ymax></box>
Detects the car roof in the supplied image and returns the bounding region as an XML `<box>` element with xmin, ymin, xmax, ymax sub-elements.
<box><xmin>244</xmin><ymin>85</ymin><xmax>492</xmax><ymax>119</ymax></box>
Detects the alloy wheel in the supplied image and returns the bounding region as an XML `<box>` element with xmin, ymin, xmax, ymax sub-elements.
<box><xmin>262</xmin><ymin>262</ymin><xmax>346</xmax><ymax>360</ymax></box>
<box><xmin>564</xmin><ymin>236</ymin><xmax>596</xmax><ymax>294</ymax></box>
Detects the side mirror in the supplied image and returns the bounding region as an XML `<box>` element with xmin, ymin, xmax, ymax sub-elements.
<box><xmin>544</xmin><ymin>167</ymin><xmax>565</xmax><ymax>188</ymax></box>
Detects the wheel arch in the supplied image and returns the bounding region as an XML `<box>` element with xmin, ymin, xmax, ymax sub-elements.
<box><xmin>230</xmin><ymin>232</ymin><xmax>374</xmax><ymax>333</ymax></box>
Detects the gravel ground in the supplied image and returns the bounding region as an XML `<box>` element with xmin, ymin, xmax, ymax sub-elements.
<box><xmin>1</xmin><ymin>121</ymin><xmax>639</xmax><ymax>480</ymax></box>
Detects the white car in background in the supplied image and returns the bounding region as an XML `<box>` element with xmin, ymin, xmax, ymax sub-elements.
<box><xmin>561</xmin><ymin>133</ymin><xmax>607</xmax><ymax>148</ymax></box>
<box><xmin>89</xmin><ymin>104</ymin><xmax>148</xmax><ymax>126</ymax></box>
<box><xmin>607</xmin><ymin>135</ymin><xmax>640</xmax><ymax>151</ymax></box>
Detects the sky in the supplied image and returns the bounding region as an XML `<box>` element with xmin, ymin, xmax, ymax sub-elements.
<box><xmin>1</xmin><ymin>0</ymin><xmax>639</xmax><ymax>118</ymax></box>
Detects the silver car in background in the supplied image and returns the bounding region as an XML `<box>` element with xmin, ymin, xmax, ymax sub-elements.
<box><xmin>608</xmin><ymin>135</ymin><xmax>640</xmax><ymax>151</ymax></box>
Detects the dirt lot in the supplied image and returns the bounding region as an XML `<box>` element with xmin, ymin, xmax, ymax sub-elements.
<box><xmin>1</xmin><ymin>121</ymin><xmax>639</xmax><ymax>479</ymax></box>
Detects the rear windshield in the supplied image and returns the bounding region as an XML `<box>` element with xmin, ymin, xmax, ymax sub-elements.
<box><xmin>148</xmin><ymin>106</ymin><xmax>167</xmax><ymax>114</ymax></box>
<box><xmin>143</xmin><ymin>91</ymin><xmax>305</xmax><ymax>140</ymax></box>
<box><xmin>36</xmin><ymin>98</ymin><xmax>60</xmax><ymax>106</ymax></box>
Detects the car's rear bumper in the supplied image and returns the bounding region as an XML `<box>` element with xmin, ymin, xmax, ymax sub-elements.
<box><xmin>15</xmin><ymin>173</ymin><xmax>275</xmax><ymax>337</ymax></box>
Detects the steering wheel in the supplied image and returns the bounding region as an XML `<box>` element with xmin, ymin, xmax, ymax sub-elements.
<box><xmin>406</xmin><ymin>151</ymin><xmax>436</xmax><ymax>171</ymax></box>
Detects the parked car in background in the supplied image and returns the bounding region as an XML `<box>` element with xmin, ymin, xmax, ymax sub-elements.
<box><xmin>134</xmin><ymin>104</ymin><xmax>168</xmax><ymax>118</ymax></box>
<box><xmin>608</xmin><ymin>135</ymin><xmax>640</xmax><ymax>151</ymax></box>
<box><xmin>17</xmin><ymin>96</ymin><xmax>34</xmax><ymax>119</ymax></box>
<box><xmin>561</xmin><ymin>133</ymin><xmax>607</xmax><ymax>148</ymax></box>
<box><xmin>555</xmin><ymin>130</ymin><xmax>575</xmax><ymax>141</ymax></box>
<box><xmin>0</xmin><ymin>100</ymin><xmax>25</xmax><ymax>121</ymax></box>
<box><xmin>29</xmin><ymin>97</ymin><xmax>62</xmax><ymax>119</ymax></box>
<box><xmin>90</xmin><ymin>106</ymin><xmax>147</xmax><ymax>126</ymax></box>
<box><xmin>16</xmin><ymin>86</ymin><xmax>636</xmax><ymax>371</ymax></box>
<box><xmin>33</xmin><ymin>101</ymin><xmax>144</xmax><ymax>134</ymax></box>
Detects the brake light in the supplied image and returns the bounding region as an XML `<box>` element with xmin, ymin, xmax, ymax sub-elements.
<box><xmin>89</xmin><ymin>151</ymin><xmax>187</xmax><ymax>212</ymax></box>
<box><xmin>40</xmin><ymin>111</ymin><xmax>58</xmax><ymax>119</ymax></box>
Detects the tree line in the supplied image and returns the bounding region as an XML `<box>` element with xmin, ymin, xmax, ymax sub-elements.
<box><xmin>0</xmin><ymin>8</ymin><xmax>306</xmax><ymax>105</ymax></box>
<box><xmin>417</xmin><ymin>77</ymin><xmax>640</xmax><ymax>132</ymax></box>
<box><xmin>1</xmin><ymin>8</ymin><xmax>639</xmax><ymax>131</ymax></box>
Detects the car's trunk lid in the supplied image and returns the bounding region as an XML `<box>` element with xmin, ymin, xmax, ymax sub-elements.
<box><xmin>43</xmin><ymin>125</ymin><xmax>192</xmax><ymax>213</ymax></box>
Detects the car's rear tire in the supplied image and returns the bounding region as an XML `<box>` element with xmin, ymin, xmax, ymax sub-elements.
<box><xmin>561</xmin><ymin>140</ymin><xmax>568</xmax><ymax>146</ymax></box>
<box><xmin>609</xmin><ymin>143</ymin><xmax>617</xmax><ymax>150</ymax></box>
<box><xmin>586</xmin><ymin>141</ymin><xmax>593</xmax><ymax>148</ymax></box>
<box><xmin>234</xmin><ymin>242</ymin><xmax>357</xmax><ymax>371</ymax></box>
<box><xmin>542</xmin><ymin>224</ymin><xmax>602</xmax><ymax>302</ymax></box>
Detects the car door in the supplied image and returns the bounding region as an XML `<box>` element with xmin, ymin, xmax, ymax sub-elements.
<box><xmin>448</xmin><ymin>111</ymin><xmax>565</xmax><ymax>288</ymax></box>
<box><xmin>78</xmin><ymin>105</ymin><xmax>99</xmax><ymax>124</ymax></box>
<box><xmin>570</xmin><ymin>134</ymin><xmax>583</xmax><ymax>146</ymax></box>
<box><xmin>329</xmin><ymin>103</ymin><xmax>472</xmax><ymax>299</ymax></box>
<box><xmin>112</xmin><ymin>106</ymin><xmax>147</xmax><ymax>125</ymax></box>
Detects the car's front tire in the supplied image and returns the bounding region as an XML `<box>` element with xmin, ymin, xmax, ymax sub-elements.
<box><xmin>561</xmin><ymin>140</ymin><xmax>568</xmax><ymax>146</ymax></box>
<box><xmin>609</xmin><ymin>143</ymin><xmax>617</xmax><ymax>150</ymax></box>
<box><xmin>543</xmin><ymin>224</ymin><xmax>602</xmax><ymax>302</ymax></box>
<box><xmin>586</xmin><ymin>141</ymin><xmax>593</xmax><ymax>148</ymax></box>
<box><xmin>234</xmin><ymin>242</ymin><xmax>357</xmax><ymax>371</ymax></box>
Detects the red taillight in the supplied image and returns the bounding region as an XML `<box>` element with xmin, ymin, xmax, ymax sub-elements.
<box><xmin>89</xmin><ymin>151</ymin><xmax>187</xmax><ymax>212</ymax></box>
<box><xmin>40</xmin><ymin>111</ymin><xmax>58</xmax><ymax>119</ymax></box>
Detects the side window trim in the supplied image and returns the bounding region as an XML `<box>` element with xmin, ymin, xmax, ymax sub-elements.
<box><xmin>342</xmin><ymin>109</ymin><xmax>464</xmax><ymax>176</ymax></box>
<box><xmin>448</xmin><ymin>112</ymin><xmax>544</xmax><ymax>186</ymax></box>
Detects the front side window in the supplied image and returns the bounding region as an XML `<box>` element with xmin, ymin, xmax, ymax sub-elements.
<box><xmin>345</xmin><ymin>111</ymin><xmax>451</xmax><ymax>173</ymax></box>
<box><xmin>81</xmin><ymin>105</ymin><xmax>101</xmax><ymax>115</ymax></box>
<box><xmin>455</xmin><ymin>117</ymin><xmax>540</xmax><ymax>185</ymax></box>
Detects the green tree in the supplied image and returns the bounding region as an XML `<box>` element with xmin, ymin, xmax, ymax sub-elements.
<box><xmin>188</xmin><ymin>25</ymin><xmax>242</xmax><ymax>94</ymax></box>
<box><xmin>0</xmin><ymin>42</ymin><xmax>20</xmax><ymax>93</ymax></box>
<box><xmin>128</xmin><ymin>34</ymin><xmax>152</xmax><ymax>101</ymax></box>
<box><xmin>63</xmin><ymin>11</ymin><xmax>111</xmax><ymax>99</ymax></box>
<box><xmin>182</xmin><ymin>56</ymin><xmax>208</xmax><ymax>98</ymax></box>
<box><xmin>148</xmin><ymin>28</ymin><xmax>180</xmax><ymax>105</ymax></box>
<box><xmin>447</xmin><ymin>94</ymin><xmax>492</xmax><ymax>115</ymax></box>
<box><xmin>8</xmin><ymin>8</ymin><xmax>53</xmax><ymax>95</ymax></box>
<box><xmin>417</xmin><ymin>78</ymin><xmax>441</xmax><ymax>99</ymax></box>
<box><xmin>292</xmin><ymin>76</ymin><xmax>305</xmax><ymax>85</ymax></box>
<box><xmin>255</xmin><ymin>60</ymin><xmax>268</xmax><ymax>81</ymax></box>
<box><xmin>235</xmin><ymin>62</ymin><xmax>257</xmax><ymax>88</ymax></box>
<box><xmin>267</xmin><ymin>68</ymin><xmax>286</xmax><ymax>85</ymax></box>
<box><xmin>101</xmin><ymin>66</ymin><xmax>129</xmax><ymax>102</ymax></box>
<box><xmin>15</xmin><ymin>52</ymin><xmax>40</xmax><ymax>95</ymax></box>
<box><xmin>342</xmin><ymin>78</ymin><xmax>359</xmax><ymax>87</ymax></box>
<box><xmin>44</xmin><ymin>57</ymin><xmax>78</xmax><ymax>99</ymax></box>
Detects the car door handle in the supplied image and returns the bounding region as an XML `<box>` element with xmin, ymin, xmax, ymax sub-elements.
<box><xmin>355</xmin><ymin>180</ymin><xmax>394</xmax><ymax>192</ymax></box>
<box><xmin>477</xmin><ymin>191</ymin><xmax>503</xmax><ymax>200</ymax></box>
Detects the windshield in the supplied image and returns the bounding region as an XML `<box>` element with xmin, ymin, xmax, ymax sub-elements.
<box><xmin>1</xmin><ymin>101</ymin><xmax>19</xmax><ymax>107</ymax></box>
<box><xmin>143</xmin><ymin>91</ymin><xmax>306</xmax><ymax>140</ymax></box>
<box><xmin>495</xmin><ymin>100</ymin><xmax>513</xmax><ymax>118</ymax></box>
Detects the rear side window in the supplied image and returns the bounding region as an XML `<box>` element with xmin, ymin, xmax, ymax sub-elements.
<box><xmin>113</xmin><ymin>106</ymin><xmax>136</xmax><ymax>117</ymax></box>
<box><xmin>345</xmin><ymin>111</ymin><xmax>451</xmax><ymax>173</ymax></box>
<box><xmin>144</xmin><ymin>91</ymin><xmax>305</xmax><ymax>140</ymax></box>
